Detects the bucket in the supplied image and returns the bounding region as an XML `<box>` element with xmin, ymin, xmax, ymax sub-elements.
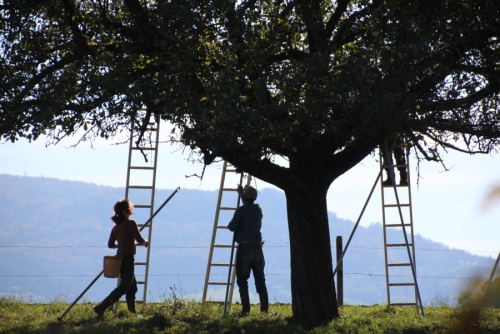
<box><xmin>103</xmin><ymin>255</ymin><xmax>122</xmax><ymax>278</ymax></box>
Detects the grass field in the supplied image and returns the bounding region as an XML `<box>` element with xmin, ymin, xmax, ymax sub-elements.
<box><xmin>1</xmin><ymin>296</ymin><xmax>500</xmax><ymax>333</ymax></box>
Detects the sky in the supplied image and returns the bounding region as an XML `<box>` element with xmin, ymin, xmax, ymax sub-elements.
<box><xmin>1</xmin><ymin>124</ymin><xmax>500</xmax><ymax>259</ymax></box>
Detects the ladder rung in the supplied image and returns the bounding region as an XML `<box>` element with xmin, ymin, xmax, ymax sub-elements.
<box><xmin>388</xmin><ymin>262</ymin><xmax>411</xmax><ymax>267</ymax></box>
<box><xmin>387</xmin><ymin>243</ymin><xmax>413</xmax><ymax>247</ymax></box>
<box><xmin>211</xmin><ymin>263</ymin><xmax>234</xmax><ymax>267</ymax></box>
<box><xmin>382</xmin><ymin>164</ymin><xmax>407</xmax><ymax>168</ymax></box>
<box><xmin>382</xmin><ymin>184</ymin><xmax>408</xmax><ymax>188</ymax></box>
<box><xmin>208</xmin><ymin>282</ymin><xmax>230</xmax><ymax>285</ymax></box>
<box><xmin>134</xmin><ymin>204</ymin><xmax>152</xmax><ymax>209</ymax></box>
<box><xmin>137</xmin><ymin>281</ymin><xmax>145</xmax><ymax>285</ymax></box>
<box><xmin>217</xmin><ymin>225</ymin><xmax>228</xmax><ymax>229</ymax></box>
<box><xmin>214</xmin><ymin>244</ymin><xmax>233</xmax><ymax>248</ymax></box>
<box><xmin>137</xmin><ymin>224</ymin><xmax>150</xmax><ymax>228</ymax></box>
<box><xmin>133</xmin><ymin>127</ymin><xmax>158</xmax><ymax>132</ymax></box>
<box><xmin>389</xmin><ymin>302</ymin><xmax>417</xmax><ymax>306</ymax></box>
<box><xmin>220</xmin><ymin>207</ymin><xmax>237</xmax><ymax>210</ymax></box>
<box><xmin>132</xmin><ymin>147</ymin><xmax>156</xmax><ymax>151</ymax></box>
<box><xmin>222</xmin><ymin>188</ymin><xmax>238</xmax><ymax>191</ymax></box>
<box><xmin>385</xmin><ymin>224</ymin><xmax>412</xmax><ymax>227</ymax></box>
<box><xmin>225</xmin><ymin>169</ymin><xmax>238</xmax><ymax>173</ymax></box>
<box><xmin>128</xmin><ymin>185</ymin><xmax>153</xmax><ymax>189</ymax></box>
<box><xmin>383</xmin><ymin>204</ymin><xmax>410</xmax><ymax>207</ymax></box>
<box><xmin>130</xmin><ymin>166</ymin><xmax>155</xmax><ymax>170</ymax></box>
<box><xmin>389</xmin><ymin>282</ymin><xmax>415</xmax><ymax>287</ymax></box>
<box><xmin>135</xmin><ymin>262</ymin><xmax>147</xmax><ymax>266</ymax></box>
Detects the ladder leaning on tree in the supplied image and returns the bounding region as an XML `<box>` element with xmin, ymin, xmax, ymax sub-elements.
<box><xmin>119</xmin><ymin>114</ymin><xmax>161</xmax><ymax>309</ymax></box>
<box><xmin>202</xmin><ymin>161</ymin><xmax>251</xmax><ymax>313</ymax></box>
<box><xmin>57</xmin><ymin>113</ymin><xmax>183</xmax><ymax>321</ymax></box>
<box><xmin>379</xmin><ymin>139</ymin><xmax>424</xmax><ymax>316</ymax></box>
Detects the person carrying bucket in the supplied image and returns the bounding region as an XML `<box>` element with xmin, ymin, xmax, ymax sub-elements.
<box><xmin>93</xmin><ymin>199</ymin><xmax>149</xmax><ymax>317</ymax></box>
<box><xmin>228</xmin><ymin>184</ymin><xmax>269</xmax><ymax>315</ymax></box>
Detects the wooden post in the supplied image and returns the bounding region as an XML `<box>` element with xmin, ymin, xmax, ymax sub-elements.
<box><xmin>336</xmin><ymin>236</ymin><xmax>343</xmax><ymax>306</ymax></box>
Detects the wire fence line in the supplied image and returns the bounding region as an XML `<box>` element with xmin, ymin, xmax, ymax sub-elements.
<box><xmin>0</xmin><ymin>273</ymin><xmax>490</xmax><ymax>280</ymax></box>
<box><xmin>0</xmin><ymin>245</ymin><xmax>494</xmax><ymax>253</ymax></box>
<box><xmin>1</xmin><ymin>245</ymin><xmax>495</xmax><ymax>282</ymax></box>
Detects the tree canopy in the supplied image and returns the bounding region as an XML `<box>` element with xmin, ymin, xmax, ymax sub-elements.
<box><xmin>1</xmin><ymin>0</ymin><xmax>500</xmax><ymax>323</ymax></box>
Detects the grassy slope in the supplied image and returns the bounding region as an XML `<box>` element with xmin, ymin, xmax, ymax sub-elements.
<box><xmin>1</xmin><ymin>297</ymin><xmax>500</xmax><ymax>333</ymax></box>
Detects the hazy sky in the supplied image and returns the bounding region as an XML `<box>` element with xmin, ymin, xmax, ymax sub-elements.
<box><xmin>2</xmin><ymin>125</ymin><xmax>500</xmax><ymax>258</ymax></box>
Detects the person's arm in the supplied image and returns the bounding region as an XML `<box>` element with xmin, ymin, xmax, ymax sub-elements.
<box><xmin>132</xmin><ymin>220</ymin><xmax>148</xmax><ymax>247</ymax></box>
<box><xmin>228</xmin><ymin>207</ymin><xmax>243</xmax><ymax>232</ymax></box>
<box><xmin>108</xmin><ymin>229</ymin><xmax>118</xmax><ymax>249</ymax></box>
<box><xmin>237</xmin><ymin>184</ymin><xmax>246</xmax><ymax>202</ymax></box>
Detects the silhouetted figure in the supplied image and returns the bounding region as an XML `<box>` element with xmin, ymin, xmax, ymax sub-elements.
<box><xmin>382</xmin><ymin>138</ymin><xmax>408</xmax><ymax>186</ymax></box>
<box><xmin>228</xmin><ymin>184</ymin><xmax>269</xmax><ymax>315</ymax></box>
<box><xmin>93</xmin><ymin>199</ymin><xmax>149</xmax><ymax>317</ymax></box>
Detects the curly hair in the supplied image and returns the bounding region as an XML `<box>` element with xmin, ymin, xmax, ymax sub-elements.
<box><xmin>111</xmin><ymin>199</ymin><xmax>134</xmax><ymax>225</ymax></box>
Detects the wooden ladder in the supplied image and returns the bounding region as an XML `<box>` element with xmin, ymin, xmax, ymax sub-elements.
<box><xmin>380</xmin><ymin>139</ymin><xmax>423</xmax><ymax>314</ymax></box>
<box><xmin>119</xmin><ymin>113</ymin><xmax>160</xmax><ymax>308</ymax></box>
<box><xmin>202</xmin><ymin>161</ymin><xmax>249</xmax><ymax>309</ymax></box>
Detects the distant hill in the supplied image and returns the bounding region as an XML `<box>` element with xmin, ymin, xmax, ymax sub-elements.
<box><xmin>0</xmin><ymin>174</ymin><xmax>494</xmax><ymax>306</ymax></box>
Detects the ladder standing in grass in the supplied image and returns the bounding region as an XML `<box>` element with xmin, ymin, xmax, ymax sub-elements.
<box><xmin>227</xmin><ymin>184</ymin><xmax>269</xmax><ymax>315</ymax></box>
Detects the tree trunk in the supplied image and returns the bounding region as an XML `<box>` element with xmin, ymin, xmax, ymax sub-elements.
<box><xmin>284</xmin><ymin>179</ymin><xmax>339</xmax><ymax>324</ymax></box>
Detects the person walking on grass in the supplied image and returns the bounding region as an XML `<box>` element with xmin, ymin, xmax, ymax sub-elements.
<box><xmin>228</xmin><ymin>184</ymin><xmax>269</xmax><ymax>315</ymax></box>
<box><xmin>93</xmin><ymin>199</ymin><xmax>149</xmax><ymax>317</ymax></box>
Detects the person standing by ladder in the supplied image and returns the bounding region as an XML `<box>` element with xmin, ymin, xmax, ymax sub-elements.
<box><xmin>228</xmin><ymin>184</ymin><xmax>269</xmax><ymax>315</ymax></box>
<box><xmin>93</xmin><ymin>199</ymin><xmax>149</xmax><ymax>317</ymax></box>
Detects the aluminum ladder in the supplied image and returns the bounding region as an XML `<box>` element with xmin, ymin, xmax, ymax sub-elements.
<box><xmin>380</xmin><ymin>139</ymin><xmax>424</xmax><ymax>315</ymax></box>
<box><xmin>118</xmin><ymin>113</ymin><xmax>160</xmax><ymax>308</ymax></box>
<box><xmin>202</xmin><ymin>161</ymin><xmax>249</xmax><ymax>309</ymax></box>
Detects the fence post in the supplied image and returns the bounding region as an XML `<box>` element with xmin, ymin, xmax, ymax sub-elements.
<box><xmin>336</xmin><ymin>236</ymin><xmax>343</xmax><ymax>306</ymax></box>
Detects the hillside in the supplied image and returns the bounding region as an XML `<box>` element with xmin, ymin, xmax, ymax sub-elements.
<box><xmin>0</xmin><ymin>174</ymin><xmax>494</xmax><ymax>305</ymax></box>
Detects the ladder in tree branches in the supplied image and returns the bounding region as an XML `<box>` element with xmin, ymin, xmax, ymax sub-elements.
<box><xmin>380</xmin><ymin>139</ymin><xmax>424</xmax><ymax>315</ymax></box>
<box><xmin>120</xmin><ymin>114</ymin><xmax>160</xmax><ymax>308</ymax></box>
<box><xmin>202</xmin><ymin>161</ymin><xmax>249</xmax><ymax>309</ymax></box>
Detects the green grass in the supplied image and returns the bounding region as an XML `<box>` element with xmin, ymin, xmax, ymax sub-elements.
<box><xmin>2</xmin><ymin>296</ymin><xmax>500</xmax><ymax>333</ymax></box>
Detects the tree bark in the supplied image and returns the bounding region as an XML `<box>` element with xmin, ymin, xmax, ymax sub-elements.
<box><xmin>284</xmin><ymin>177</ymin><xmax>339</xmax><ymax>323</ymax></box>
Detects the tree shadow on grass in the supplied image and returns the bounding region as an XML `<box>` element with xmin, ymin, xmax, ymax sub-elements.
<box><xmin>142</xmin><ymin>312</ymin><xmax>303</xmax><ymax>334</ymax></box>
<box><xmin>0</xmin><ymin>309</ymin><xmax>320</xmax><ymax>334</ymax></box>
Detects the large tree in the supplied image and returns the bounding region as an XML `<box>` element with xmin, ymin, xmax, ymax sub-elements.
<box><xmin>1</xmin><ymin>0</ymin><xmax>500</xmax><ymax>323</ymax></box>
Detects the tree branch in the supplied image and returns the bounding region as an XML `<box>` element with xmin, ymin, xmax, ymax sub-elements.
<box><xmin>61</xmin><ymin>0</ymin><xmax>91</xmax><ymax>52</ymax></box>
<box><xmin>325</xmin><ymin>0</ymin><xmax>349</xmax><ymax>37</ymax></box>
<box><xmin>329</xmin><ymin>0</ymin><xmax>383</xmax><ymax>48</ymax></box>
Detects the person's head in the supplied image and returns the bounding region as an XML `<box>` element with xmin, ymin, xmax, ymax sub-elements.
<box><xmin>244</xmin><ymin>185</ymin><xmax>258</xmax><ymax>202</ymax></box>
<box><xmin>111</xmin><ymin>199</ymin><xmax>134</xmax><ymax>224</ymax></box>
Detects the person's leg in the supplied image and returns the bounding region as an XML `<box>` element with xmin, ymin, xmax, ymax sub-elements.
<box><xmin>381</xmin><ymin>145</ymin><xmax>395</xmax><ymax>186</ymax></box>
<box><xmin>236</xmin><ymin>244</ymin><xmax>252</xmax><ymax>315</ymax></box>
<box><xmin>125</xmin><ymin>275</ymin><xmax>138</xmax><ymax>313</ymax></box>
<box><xmin>251</xmin><ymin>244</ymin><xmax>268</xmax><ymax>313</ymax></box>
<box><xmin>94</xmin><ymin>255</ymin><xmax>135</xmax><ymax>316</ymax></box>
<box><xmin>393</xmin><ymin>140</ymin><xmax>407</xmax><ymax>185</ymax></box>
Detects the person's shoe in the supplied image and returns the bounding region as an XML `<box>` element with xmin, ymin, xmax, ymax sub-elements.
<box><xmin>126</xmin><ymin>298</ymin><xmax>136</xmax><ymax>314</ymax></box>
<box><xmin>93</xmin><ymin>298</ymin><xmax>114</xmax><ymax>317</ymax></box>
<box><xmin>239</xmin><ymin>291</ymin><xmax>250</xmax><ymax>316</ymax></box>
<box><xmin>259</xmin><ymin>291</ymin><xmax>269</xmax><ymax>314</ymax></box>
<box><xmin>399</xmin><ymin>178</ymin><xmax>408</xmax><ymax>186</ymax></box>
